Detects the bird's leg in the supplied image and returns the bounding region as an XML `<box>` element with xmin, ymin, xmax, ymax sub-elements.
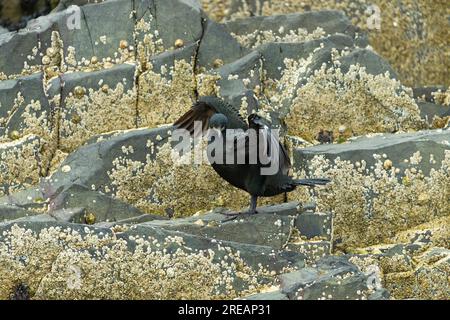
<box><xmin>220</xmin><ymin>195</ymin><xmax>258</xmax><ymax>222</ymax></box>
<box><xmin>249</xmin><ymin>195</ymin><xmax>258</xmax><ymax>214</ymax></box>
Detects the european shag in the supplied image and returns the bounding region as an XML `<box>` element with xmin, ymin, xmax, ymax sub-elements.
<box><xmin>174</xmin><ymin>96</ymin><xmax>330</xmax><ymax>215</ymax></box>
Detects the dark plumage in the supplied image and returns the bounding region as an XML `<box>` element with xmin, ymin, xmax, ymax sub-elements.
<box><xmin>174</xmin><ymin>96</ymin><xmax>330</xmax><ymax>215</ymax></box>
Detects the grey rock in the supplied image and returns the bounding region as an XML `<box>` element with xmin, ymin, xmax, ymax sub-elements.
<box><xmin>285</xmin><ymin>241</ymin><xmax>331</xmax><ymax>265</ymax></box>
<box><xmin>9</xmin><ymin>214</ymin><xmax>56</xmax><ymax>223</ymax></box>
<box><xmin>242</xmin><ymin>290</ymin><xmax>289</xmax><ymax>300</ymax></box>
<box><xmin>413</xmin><ymin>86</ymin><xmax>448</xmax><ymax>104</ymax></box>
<box><xmin>135</xmin><ymin>0</ymin><xmax>203</xmax><ymax>51</ymax></box>
<box><xmin>417</xmin><ymin>101</ymin><xmax>450</xmax><ymax>124</ymax></box>
<box><xmin>257</xmin><ymin>34</ymin><xmax>354</xmax><ymax>80</ymax></box>
<box><xmin>148</xmin><ymin>43</ymin><xmax>198</xmax><ymax>76</ymax></box>
<box><xmin>224</xmin><ymin>10</ymin><xmax>368</xmax><ymax>48</ymax></box>
<box><xmin>48</xmin><ymin>62</ymin><xmax>136</xmax><ymax>102</ymax></box>
<box><xmin>0</xmin><ymin>204</ymin><xmax>40</xmax><ymax>222</ymax></box>
<box><xmin>0</xmin><ymin>126</ymin><xmax>171</xmax><ymax>210</ymax></box>
<box><xmin>0</xmin><ymin>27</ymin><xmax>43</xmax><ymax>76</ymax></box>
<box><xmin>48</xmin><ymin>126</ymin><xmax>171</xmax><ymax>194</ymax></box>
<box><xmin>0</xmin><ymin>73</ymin><xmax>54</xmax><ymax>142</ymax></box>
<box><xmin>60</xmin><ymin>0</ymin><xmax>134</xmax><ymax>61</ymax></box>
<box><xmin>279</xmin><ymin>256</ymin><xmax>374</xmax><ymax>300</ymax></box>
<box><xmin>368</xmin><ymin>288</ymin><xmax>390</xmax><ymax>300</ymax></box>
<box><xmin>257</xmin><ymin>201</ymin><xmax>301</xmax><ymax>216</ymax></box>
<box><xmin>217</xmin><ymin>50</ymin><xmax>261</xmax><ymax>99</ymax></box>
<box><xmin>294</xmin><ymin>130</ymin><xmax>450</xmax><ymax>176</ymax></box>
<box><xmin>1</xmin><ymin>183</ymin><xmax>164</xmax><ymax>224</ymax></box>
<box><xmin>95</xmin><ymin>213</ymin><xmax>163</xmax><ymax>228</ymax></box>
<box><xmin>279</xmin><ymin>268</ymin><xmax>319</xmax><ymax>294</ymax></box>
<box><xmin>50</xmin><ymin>207</ymin><xmax>87</xmax><ymax>223</ymax></box>
<box><xmin>0</xmin><ymin>219</ymin><xmax>306</xmax><ymax>294</ymax></box>
<box><xmin>123</xmin><ymin>224</ymin><xmax>306</xmax><ymax>272</ymax></box>
<box><xmin>0</xmin><ymin>135</ymin><xmax>48</xmax><ymax>196</ymax></box>
<box><xmin>296</xmin><ymin>211</ymin><xmax>332</xmax><ymax>240</ymax></box>
<box><xmin>337</xmin><ymin>48</ymin><xmax>398</xmax><ymax>78</ymax></box>
<box><xmin>46</xmin><ymin>63</ymin><xmax>137</xmax><ymax>151</ymax></box>
<box><xmin>144</xmin><ymin>210</ymin><xmax>294</xmax><ymax>249</ymax></box>
<box><xmin>0</xmin><ymin>26</ymin><xmax>9</xmax><ymax>35</ymax></box>
<box><xmin>197</xmin><ymin>19</ymin><xmax>249</xmax><ymax>70</ymax></box>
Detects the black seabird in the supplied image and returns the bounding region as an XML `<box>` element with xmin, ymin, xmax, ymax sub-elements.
<box><xmin>174</xmin><ymin>96</ymin><xmax>330</xmax><ymax>215</ymax></box>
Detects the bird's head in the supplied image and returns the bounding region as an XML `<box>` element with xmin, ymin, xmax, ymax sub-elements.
<box><xmin>248</xmin><ymin>114</ymin><xmax>267</xmax><ymax>129</ymax></box>
<box><xmin>209</xmin><ymin>113</ymin><xmax>228</xmax><ymax>132</ymax></box>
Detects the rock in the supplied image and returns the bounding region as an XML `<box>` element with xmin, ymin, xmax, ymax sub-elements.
<box><xmin>0</xmin><ymin>204</ymin><xmax>40</xmax><ymax>222</ymax></box>
<box><xmin>135</xmin><ymin>0</ymin><xmax>203</xmax><ymax>51</ymax></box>
<box><xmin>0</xmin><ymin>26</ymin><xmax>43</xmax><ymax>76</ymax></box>
<box><xmin>144</xmin><ymin>210</ymin><xmax>294</xmax><ymax>249</ymax></box>
<box><xmin>47</xmin><ymin>63</ymin><xmax>137</xmax><ymax>152</ymax></box>
<box><xmin>148</xmin><ymin>43</ymin><xmax>198</xmax><ymax>74</ymax></box>
<box><xmin>9</xmin><ymin>213</ymin><xmax>56</xmax><ymax>223</ymax></box>
<box><xmin>279</xmin><ymin>268</ymin><xmax>319</xmax><ymax>294</ymax></box>
<box><xmin>0</xmin><ymin>183</ymin><xmax>166</xmax><ymax>224</ymax></box>
<box><xmin>224</xmin><ymin>10</ymin><xmax>368</xmax><ymax>48</ymax></box>
<box><xmin>0</xmin><ymin>220</ymin><xmax>306</xmax><ymax>298</ymax></box>
<box><xmin>216</xmin><ymin>50</ymin><xmax>262</xmax><ymax>114</ymax></box>
<box><xmin>242</xmin><ymin>290</ymin><xmax>289</xmax><ymax>300</ymax></box>
<box><xmin>0</xmin><ymin>126</ymin><xmax>172</xmax><ymax>212</ymax></box>
<box><xmin>417</xmin><ymin>101</ymin><xmax>450</xmax><ymax>125</ymax></box>
<box><xmin>294</xmin><ymin>130</ymin><xmax>450</xmax><ymax>176</ymax></box>
<box><xmin>279</xmin><ymin>256</ymin><xmax>375</xmax><ymax>300</ymax></box>
<box><xmin>257</xmin><ymin>34</ymin><xmax>354</xmax><ymax>80</ymax></box>
<box><xmin>296</xmin><ymin>211</ymin><xmax>332</xmax><ymax>240</ymax></box>
<box><xmin>285</xmin><ymin>241</ymin><xmax>331</xmax><ymax>265</ymax></box>
<box><xmin>123</xmin><ymin>223</ymin><xmax>306</xmax><ymax>272</ymax></box>
<box><xmin>0</xmin><ymin>135</ymin><xmax>50</xmax><ymax>196</ymax></box>
<box><xmin>48</xmin><ymin>127</ymin><xmax>170</xmax><ymax>195</ymax></box>
<box><xmin>337</xmin><ymin>48</ymin><xmax>398</xmax><ymax>79</ymax></box>
<box><xmin>197</xmin><ymin>19</ymin><xmax>249</xmax><ymax>70</ymax></box>
<box><xmin>413</xmin><ymin>86</ymin><xmax>448</xmax><ymax>104</ymax></box>
<box><xmin>76</xmin><ymin>0</ymin><xmax>135</xmax><ymax>60</ymax></box>
<box><xmin>368</xmin><ymin>288</ymin><xmax>390</xmax><ymax>300</ymax></box>
<box><xmin>0</xmin><ymin>73</ymin><xmax>55</xmax><ymax>143</ymax></box>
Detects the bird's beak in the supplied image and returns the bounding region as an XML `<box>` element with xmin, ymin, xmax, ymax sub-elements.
<box><xmin>212</xmin><ymin>127</ymin><xmax>223</xmax><ymax>136</ymax></box>
<box><xmin>253</xmin><ymin>118</ymin><xmax>264</xmax><ymax>126</ymax></box>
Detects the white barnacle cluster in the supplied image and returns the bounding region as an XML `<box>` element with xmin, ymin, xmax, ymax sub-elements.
<box><xmin>284</xmin><ymin>62</ymin><xmax>424</xmax><ymax>141</ymax></box>
<box><xmin>231</xmin><ymin>27</ymin><xmax>326</xmax><ymax>49</ymax></box>
<box><xmin>289</xmin><ymin>150</ymin><xmax>450</xmax><ymax>250</ymax></box>
<box><xmin>0</xmin><ymin>224</ymin><xmax>281</xmax><ymax>299</ymax></box>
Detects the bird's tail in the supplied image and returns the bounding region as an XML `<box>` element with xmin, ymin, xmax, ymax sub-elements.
<box><xmin>293</xmin><ymin>178</ymin><xmax>331</xmax><ymax>187</ymax></box>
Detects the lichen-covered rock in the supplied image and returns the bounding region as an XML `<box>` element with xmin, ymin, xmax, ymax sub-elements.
<box><xmin>279</xmin><ymin>256</ymin><xmax>379</xmax><ymax>300</ymax></box>
<box><xmin>0</xmin><ymin>135</ymin><xmax>51</xmax><ymax>196</ymax></box>
<box><xmin>201</xmin><ymin>0</ymin><xmax>450</xmax><ymax>88</ymax></box>
<box><xmin>144</xmin><ymin>208</ymin><xmax>295</xmax><ymax>249</ymax></box>
<box><xmin>287</xmin><ymin>131</ymin><xmax>450</xmax><ymax>251</ymax></box>
<box><xmin>224</xmin><ymin>10</ymin><xmax>368</xmax><ymax>49</ymax></box>
<box><xmin>0</xmin><ymin>220</ymin><xmax>305</xmax><ymax>299</ymax></box>
<box><xmin>294</xmin><ymin>130</ymin><xmax>450</xmax><ymax>176</ymax></box>
<box><xmin>0</xmin><ymin>73</ymin><xmax>56</xmax><ymax>144</ymax></box>
<box><xmin>48</xmin><ymin>63</ymin><xmax>137</xmax><ymax>152</ymax></box>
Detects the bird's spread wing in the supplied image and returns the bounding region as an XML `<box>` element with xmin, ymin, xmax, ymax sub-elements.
<box><xmin>173</xmin><ymin>101</ymin><xmax>216</xmax><ymax>135</ymax></box>
<box><xmin>173</xmin><ymin>97</ymin><xmax>248</xmax><ymax>136</ymax></box>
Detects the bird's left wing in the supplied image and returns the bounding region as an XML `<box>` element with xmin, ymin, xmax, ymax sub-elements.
<box><xmin>173</xmin><ymin>101</ymin><xmax>217</xmax><ymax>135</ymax></box>
<box><xmin>174</xmin><ymin>97</ymin><xmax>248</xmax><ymax>136</ymax></box>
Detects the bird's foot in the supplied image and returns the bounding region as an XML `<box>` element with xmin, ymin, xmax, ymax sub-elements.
<box><xmin>220</xmin><ymin>210</ymin><xmax>258</xmax><ymax>222</ymax></box>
